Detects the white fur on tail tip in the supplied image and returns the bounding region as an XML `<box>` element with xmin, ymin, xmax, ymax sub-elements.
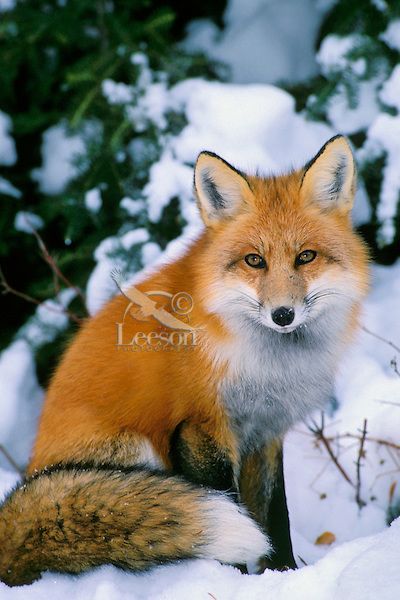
<box><xmin>201</xmin><ymin>494</ymin><xmax>271</xmax><ymax>564</ymax></box>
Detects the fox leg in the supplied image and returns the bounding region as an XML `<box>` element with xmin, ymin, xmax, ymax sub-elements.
<box><xmin>239</xmin><ymin>439</ymin><xmax>296</xmax><ymax>571</ymax></box>
<box><xmin>169</xmin><ymin>420</ymin><xmax>239</xmax><ymax>495</ymax></box>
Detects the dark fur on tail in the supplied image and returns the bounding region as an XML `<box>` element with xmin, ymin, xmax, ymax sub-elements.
<box><xmin>0</xmin><ymin>464</ymin><xmax>269</xmax><ymax>586</ymax></box>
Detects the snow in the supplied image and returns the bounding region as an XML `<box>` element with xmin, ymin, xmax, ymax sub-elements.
<box><xmin>86</xmin><ymin>229</ymin><xmax>154</xmax><ymax>315</ymax></box>
<box><xmin>363</xmin><ymin>113</ymin><xmax>400</xmax><ymax>245</ymax></box>
<box><xmin>0</xmin><ymin>177</ymin><xmax>21</xmax><ymax>199</ymax></box>
<box><xmin>120</xmin><ymin>227</ymin><xmax>149</xmax><ymax>250</ymax></box>
<box><xmin>102</xmin><ymin>79</ymin><xmax>134</xmax><ymax>105</ymax></box>
<box><xmin>0</xmin><ymin>341</ymin><xmax>43</xmax><ymax>471</ymax></box>
<box><xmin>0</xmin><ymin>111</ymin><xmax>17</xmax><ymax>166</ymax></box>
<box><xmin>14</xmin><ymin>211</ymin><xmax>44</xmax><ymax>233</ymax></box>
<box><xmin>144</xmin><ymin>151</ymin><xmax>194</xmax><ymax>223</ymax></box>
<box><xmin>32</xmin><ymin>123</ymin><xmax>86</xmax><ymax>195</ymax></box>
<box><xmin>184</xmin><ymin>0</ymin><xmax>325</xmax><ymax>85</ymax></box>
<box><xmin>141</xmin><ymin>241</ymin><xmax>162</xmax><ymax>265</ymax></box>
<box><xmin>17</xmin><ymin>288</ymin><xmax>76</xmax><ymax>351</ymax></box>
<box><xmin>120</xmin><ymin>197</ymin><xmax>145</xmax><ymax>216</ymax></box>
<box><xmin>86</xmin><ymin>236</ymin><xmax>124</xmax><ymax>315</ymax></box>
<box><xmin>125</xmin><ymin>81</ymin><xmax>169</xmax><ymax>132</ymax></box>
<box><xmin>169</xmin><ymin>80</ymin><xmax>332</xmax><ymax>174</ymax></box>
<box><xmin>380</xmin><ymin>64</ymin><xmax>400</xmax><ymax>112</ymax></box>
<box><xmin>324</xmin><ymin>80</ymin><xmax>380</xmax><ymax>135</ymax></box>
<box><xmin>316</xmin><ymin>30</ymin><xmax>400</xmax><ymax>245</ymax></box>
<box><xmin>0</xmin><ymin>0</ymin><xmax>15</xmax><ymax>11</ymax></box>
<box><xmin>84</xmin><ymin>187</ymin><xmax>102</xmax><ymax>214</ymax></box>
<box><xmin>316</xmin><ymin>34</ymin><xmax>360</xmax><ymax>76</ymax></box>
<box><xmin>381</xmin><ymin>19</ymin><xmax>400</xmax><ymax>52</ymax></box>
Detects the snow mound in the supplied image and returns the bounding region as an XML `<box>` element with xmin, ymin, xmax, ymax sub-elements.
<box><xmin>184</xmin><ymin>0</ymin><xmax>325</xmax><ymax>85</ymax></box>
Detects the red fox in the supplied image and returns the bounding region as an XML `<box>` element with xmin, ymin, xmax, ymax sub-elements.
<box><xmin>0</xmin><ymin>135</ymin><xmax>369</xmax><ymax>586</ymax></box>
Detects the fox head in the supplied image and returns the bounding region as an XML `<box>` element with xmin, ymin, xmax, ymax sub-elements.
<box><xmin>194</xmin><ymin>135</ymin><xmax>369</xmax><ymax>336</ymax></box>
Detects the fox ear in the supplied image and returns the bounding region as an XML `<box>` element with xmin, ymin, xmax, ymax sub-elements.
<box><xmin>300</xmin><ymin>135</ymin><xmax>356</xmax><ymax>214</ymax></box>
<box><xmin>194</xmin><ymin>152</ymin><xmax>252</xmax><ymax>226</ymax></box>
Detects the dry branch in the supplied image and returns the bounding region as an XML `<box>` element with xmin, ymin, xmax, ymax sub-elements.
<box><xmin>0</xmin><ymin>444</ymin><xmax>23</xmax><ymax>475</ymax></box>
<box><xmin>0</xmin><ymin>266</ymin><xmax>83</xmax><ymax>326</ymax></box>
<box><xmin>362</xmin><ymin>326</ymin><xmax>400</xmax><ymax>355</ymax></box>
<box><xmin>355</xmin><ymin>419</ymin><xmax>368</xmax><ymax>509</ymax></box>
<box><xmin>0</xmin><ymin>217</ymin><xmax>88</xmax><ymax>325</ymax></box>
<box><xmin>308</xmin><ymin>413</ymin><xmax>354</xmax><ymax>488</ymax></box>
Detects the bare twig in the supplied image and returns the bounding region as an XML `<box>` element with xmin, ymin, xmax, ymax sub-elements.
<box><xmin>355</xmin><ymin>419</ymin><xmax>368</xmax><ymax>509</ymax></box>
<box><xmin>1</xmin><ymin>215</ymin><xmax>88</xmax><ymax>325</ymax></box>
<box><xmin>308</xmin><ymin>413</ymin><xmax>354</xmax><ymax>488</ymax></box>
<box><xmin>0</xmin><ymin>265</ymin><xmax>83</xmax><ymax>325</ymax></box>
<box><xmin>362</xmin><ymin>326</ymin><xmax>400</xmax><ymax>355</ymax></box>
<box><xmin>26</xmin><ymin>219</ymin><xmax>87</xmax><ymax>309</ymax></box>
<box><xmin>390</xmin><ymin>357</ymin><xmax>400</xmax><ymax>379</ymax></box>
<box><xmin>326</xmin><ymin>432</ymin><xmax>400</xmax><ymax>452</ymax></box>
<box><xmin>0</xmin><ymin>444</ymin><xmax>23</xmax><ymax>475</ymax></box>
<box><xmin>379</xmin><ymin>400</ymin><xmax>400</xmax><ymax>408</ymax></box>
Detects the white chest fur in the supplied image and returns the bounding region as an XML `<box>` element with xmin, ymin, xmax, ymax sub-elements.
<box><xmin>218</xmin><ymin>320</ymin><xmax>344</xmax><ymax>453</ymax></box>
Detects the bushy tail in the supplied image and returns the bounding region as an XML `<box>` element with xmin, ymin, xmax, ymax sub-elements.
<box><xmin>0</xmin><ymin>465</ymin><xmax>270</xmax><ymax>587</ymax></box>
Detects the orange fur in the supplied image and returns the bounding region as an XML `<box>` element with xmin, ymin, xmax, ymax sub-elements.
<box><xmin>29</xmin><ymin>139</ymin><xmax>369</xmax><ymax>475</ymax></box>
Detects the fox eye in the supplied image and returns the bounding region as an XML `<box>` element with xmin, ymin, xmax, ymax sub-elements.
<box><xmin>244</xmin><ymin>254</ymin><xmax>266</xmax><ymax>269</ymax></box>
<box><xmin>296</xmin><ymin>250</ymin><xmax>317</xmax><ymax>266</ymax></box>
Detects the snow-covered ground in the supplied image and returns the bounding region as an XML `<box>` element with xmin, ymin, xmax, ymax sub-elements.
<box><xmin>2</xmin><ymin>0</ymin><xmax>400</xmax><ymax>597</ymax></box>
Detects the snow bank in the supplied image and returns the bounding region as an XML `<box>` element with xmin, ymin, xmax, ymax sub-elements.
<box><xmin>184</xmin><ymin>0</ymin><xmax>325</xmax><ymax>85</ymax></box>
<box><xmin>0</xmin><ymin>341</ymin><xmax>42</xmax><ymax>471</ymax></box>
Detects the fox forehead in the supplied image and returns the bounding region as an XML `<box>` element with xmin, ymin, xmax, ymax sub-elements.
<box><xmin>210</xmin><ymin>172</ymin><xmax>354</xmax><ymax>259</ymax></box>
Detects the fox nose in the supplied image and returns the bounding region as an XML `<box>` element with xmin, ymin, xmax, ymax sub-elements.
<box><xmin>271</xmin><ymin>306</ymin><xmax>295</xmax><ymax>327</ymax></box>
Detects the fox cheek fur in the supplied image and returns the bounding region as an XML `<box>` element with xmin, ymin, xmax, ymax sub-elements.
<box><xmin>0</xmin><ymin>135</ymin><xmax>369</xmax><ymax>586</ymax></box>
<box><xmin>195</xmin><ymin>137</ymin><xmax>368</xmax><ymax>339</ymax></box>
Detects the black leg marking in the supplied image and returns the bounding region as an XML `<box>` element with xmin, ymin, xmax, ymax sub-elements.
<box><xmin>169</xmin><ymin>422</ymin><xmax>237</xmax><ymax>496</ymax></box>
